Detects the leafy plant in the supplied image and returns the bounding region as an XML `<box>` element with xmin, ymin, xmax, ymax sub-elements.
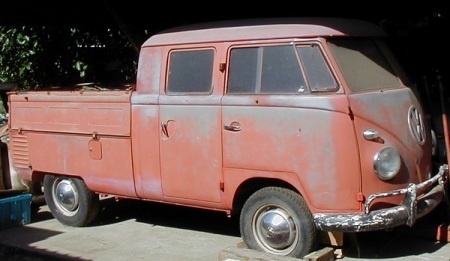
<box><xmin>0</xmin><ymin>26</ymin><xmax>138</xmax><ymax>90</ymax></box>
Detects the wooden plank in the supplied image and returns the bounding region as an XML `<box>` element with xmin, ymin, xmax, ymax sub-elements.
<box><xmin>219</xmin><ymin>244</ymin><xmax>336</xmax><ymax>261</ymax></box>
<box><xmin>303</xmin><ymin>247</ymin><xmax>335</xmax><ymax>261</ymax></box>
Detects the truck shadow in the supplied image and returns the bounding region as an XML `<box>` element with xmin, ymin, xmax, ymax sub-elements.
<box><xmin>342</xmin><ymin>204</ymin><xmax>450</xmax><ymax>259</ymax></box>
<box><xmin>91</xmin><ymin>197</ymin><xmax>241</xmax><ymax>237</ymax></box>
<box><xmin>343</xmin><ymin>229</ymin><xmax>447</xmax><ymax>259</ymax></box>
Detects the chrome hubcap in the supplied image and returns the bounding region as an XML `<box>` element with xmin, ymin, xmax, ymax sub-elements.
<box><xmin>53</xmin><ymin>178</ymin><xmax>79</xmax><ymax>216</ymax></box>
<box><xmin>254</xmin><ymin>206</ymin><xmax>297</xmax><ymax>254</ymax></box>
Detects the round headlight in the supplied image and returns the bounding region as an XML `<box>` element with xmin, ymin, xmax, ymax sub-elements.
<box><xmin>373</xmin><ymin>147</ymin><xmax>401</xmax><ymax>180</ymax></box>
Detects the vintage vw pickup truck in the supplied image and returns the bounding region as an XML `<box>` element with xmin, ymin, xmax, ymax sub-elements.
<box><xmin>5</xmin><ymin>18</ymin><xmax>449</xmax><ymax>258</ymax></box>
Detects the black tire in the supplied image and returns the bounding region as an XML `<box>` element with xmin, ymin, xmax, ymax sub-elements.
<box><xmin>43</xmin><ymin>174</ymin><xmax>100</xmax><ymax>227</ymax></box>
<box><xmin>240</xmin><ymin>187</ymin><xmax>317</xmax><ymax>258</ymax></box>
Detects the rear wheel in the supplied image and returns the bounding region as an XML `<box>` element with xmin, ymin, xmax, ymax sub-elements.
<box><xmin>43</xmin><ymin>175</ymin><xmax>99</xmax><ymax>227</ymax></box>
<box><xmin>240</xmin><ymin>187</ymin><xmax>317</xmax><ymax>258</ymax></box>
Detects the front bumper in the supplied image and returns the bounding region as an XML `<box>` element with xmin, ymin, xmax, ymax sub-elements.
<box><xmin>313</xmin><ymin>164</ymin><xmax>449</xmax><ymax>232</ymax></box>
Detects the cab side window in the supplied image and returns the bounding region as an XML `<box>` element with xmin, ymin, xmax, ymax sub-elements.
<box><xmin>297</xmin><ymin>46</ymin><xmax>337</xmax><ymax>91</ymax></box>
<box><xmin>166</xmin><ymin>49</ymin><xmax>214</xmax><ymax>94</ymax></box>
<box><xmin>227</xmin><ymin>44</ymin><xmax>336</xmax><ymax>94</ymax></box>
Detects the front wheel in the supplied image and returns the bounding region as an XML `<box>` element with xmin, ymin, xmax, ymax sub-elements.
<box><xmin>240</xmin><ymin>187</ymin><xmax>318</xmax><ymax>258</ymax></box>
<box><xmin>43</xmin><ymin>175</ymin><xmax>99</xmax><ymax>227</ymax></box>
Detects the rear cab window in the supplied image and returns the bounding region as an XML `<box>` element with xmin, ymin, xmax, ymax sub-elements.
<box><xmin>166</xmin><ymin>49</ymin><xmax>214</xmax><ymax>94</ymax></box>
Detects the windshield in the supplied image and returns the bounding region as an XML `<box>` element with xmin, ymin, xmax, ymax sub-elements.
<box><xmin>328</xmin><ymin>38</ymin><xmax>409</xmax><ymax>92</ymax></box>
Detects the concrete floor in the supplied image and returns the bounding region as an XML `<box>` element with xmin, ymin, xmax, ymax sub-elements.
<box><xmin>1</xmin><ymin>198</ymin><xmax>450</xmax><ymax>261</ymax></box>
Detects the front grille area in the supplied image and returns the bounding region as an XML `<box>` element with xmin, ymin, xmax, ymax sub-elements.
<box><xmin>10</xmin><ymin>132</ymin><xmax>31</xmax><ymax>169</ymax></box>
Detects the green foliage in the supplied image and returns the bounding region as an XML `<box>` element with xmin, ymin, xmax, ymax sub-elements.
<box><xmin>1</xmin><ymin>27</ymin><xmax>40</xmax><ymax>89</ymax></box>
<box><xmin>0</xmin><ymin>26</ymin><xmax>138</xmax><ymax>89</ymax></box>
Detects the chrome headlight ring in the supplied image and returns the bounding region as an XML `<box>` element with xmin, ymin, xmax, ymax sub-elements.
<box><xmin>373</xmin><ymin>147</ymin><xmax>401</xmax><ymax>181</ymax></box>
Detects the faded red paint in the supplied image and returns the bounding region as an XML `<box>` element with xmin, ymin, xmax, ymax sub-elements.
<box><xmin>7</xmin><ymin>18</ymin><xmax>447</xmax><ymax>238</ymax></box>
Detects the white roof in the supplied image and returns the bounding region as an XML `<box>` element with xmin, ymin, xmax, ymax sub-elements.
<box><xmin>142</xmin><ymin>17</ymin><xmax>386</xmax><ymax>47</ymax></box>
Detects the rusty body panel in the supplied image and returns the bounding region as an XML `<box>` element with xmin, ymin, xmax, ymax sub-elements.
<box><xmin>6</xmin><ymin>18</ymin><xmax>449</xmax><ymax>257</ymax></box>
<box><xmin>8</xmin><ymin>90</ymin><xmax>136</xmax><ymax>197</ymax></box>
<box><xmin>221</xmin><ymin>95</ymin><xmax>360</xmax><ymax>212</ymax></box>
<box><xmin>310</xmin><ymin>87</ymin><xmax>444</xmax><ymax>232</ymax></box>
<box><xmin>9</xmin><ymin>90</ymin><xmax>131</xmax><ymax>136</ymax></box>
<box><xmin>159</xmin><ymin>103</ymin><xmax>223</xmax><ymax>204</ymax></box>
<box><xmin>349</xmin><ymin>89</ymin><xmax>432</xmax><ymax>202</ymax></box>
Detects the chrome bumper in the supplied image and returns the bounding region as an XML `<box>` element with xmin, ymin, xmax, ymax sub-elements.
<box><xmin>313</xmin><ymin>164</ymin><xmax>449</xmax><ymax>232</ymax></box>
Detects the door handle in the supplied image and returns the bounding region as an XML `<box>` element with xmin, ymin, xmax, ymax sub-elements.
<box><xmin>224</xmin><ymin>122</ymin><xmax>241</xmax><ymax>132</ymax></box>
<box><xmin>161</xmin><ymin>121</ymin><xmax>169</xmax><ymax>138</ymax></box>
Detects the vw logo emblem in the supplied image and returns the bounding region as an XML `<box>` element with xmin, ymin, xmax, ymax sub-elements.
<box><xmin>408</xmin><ymin>105</ymin><xmax>426</xmax><ymax>145</ymax></box>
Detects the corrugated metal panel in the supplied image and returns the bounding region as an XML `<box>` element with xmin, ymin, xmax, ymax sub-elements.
<box><xmin>10</xmin><ymin>133</ymin><xmax>30</xmax><ymax>169</ymax></box>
